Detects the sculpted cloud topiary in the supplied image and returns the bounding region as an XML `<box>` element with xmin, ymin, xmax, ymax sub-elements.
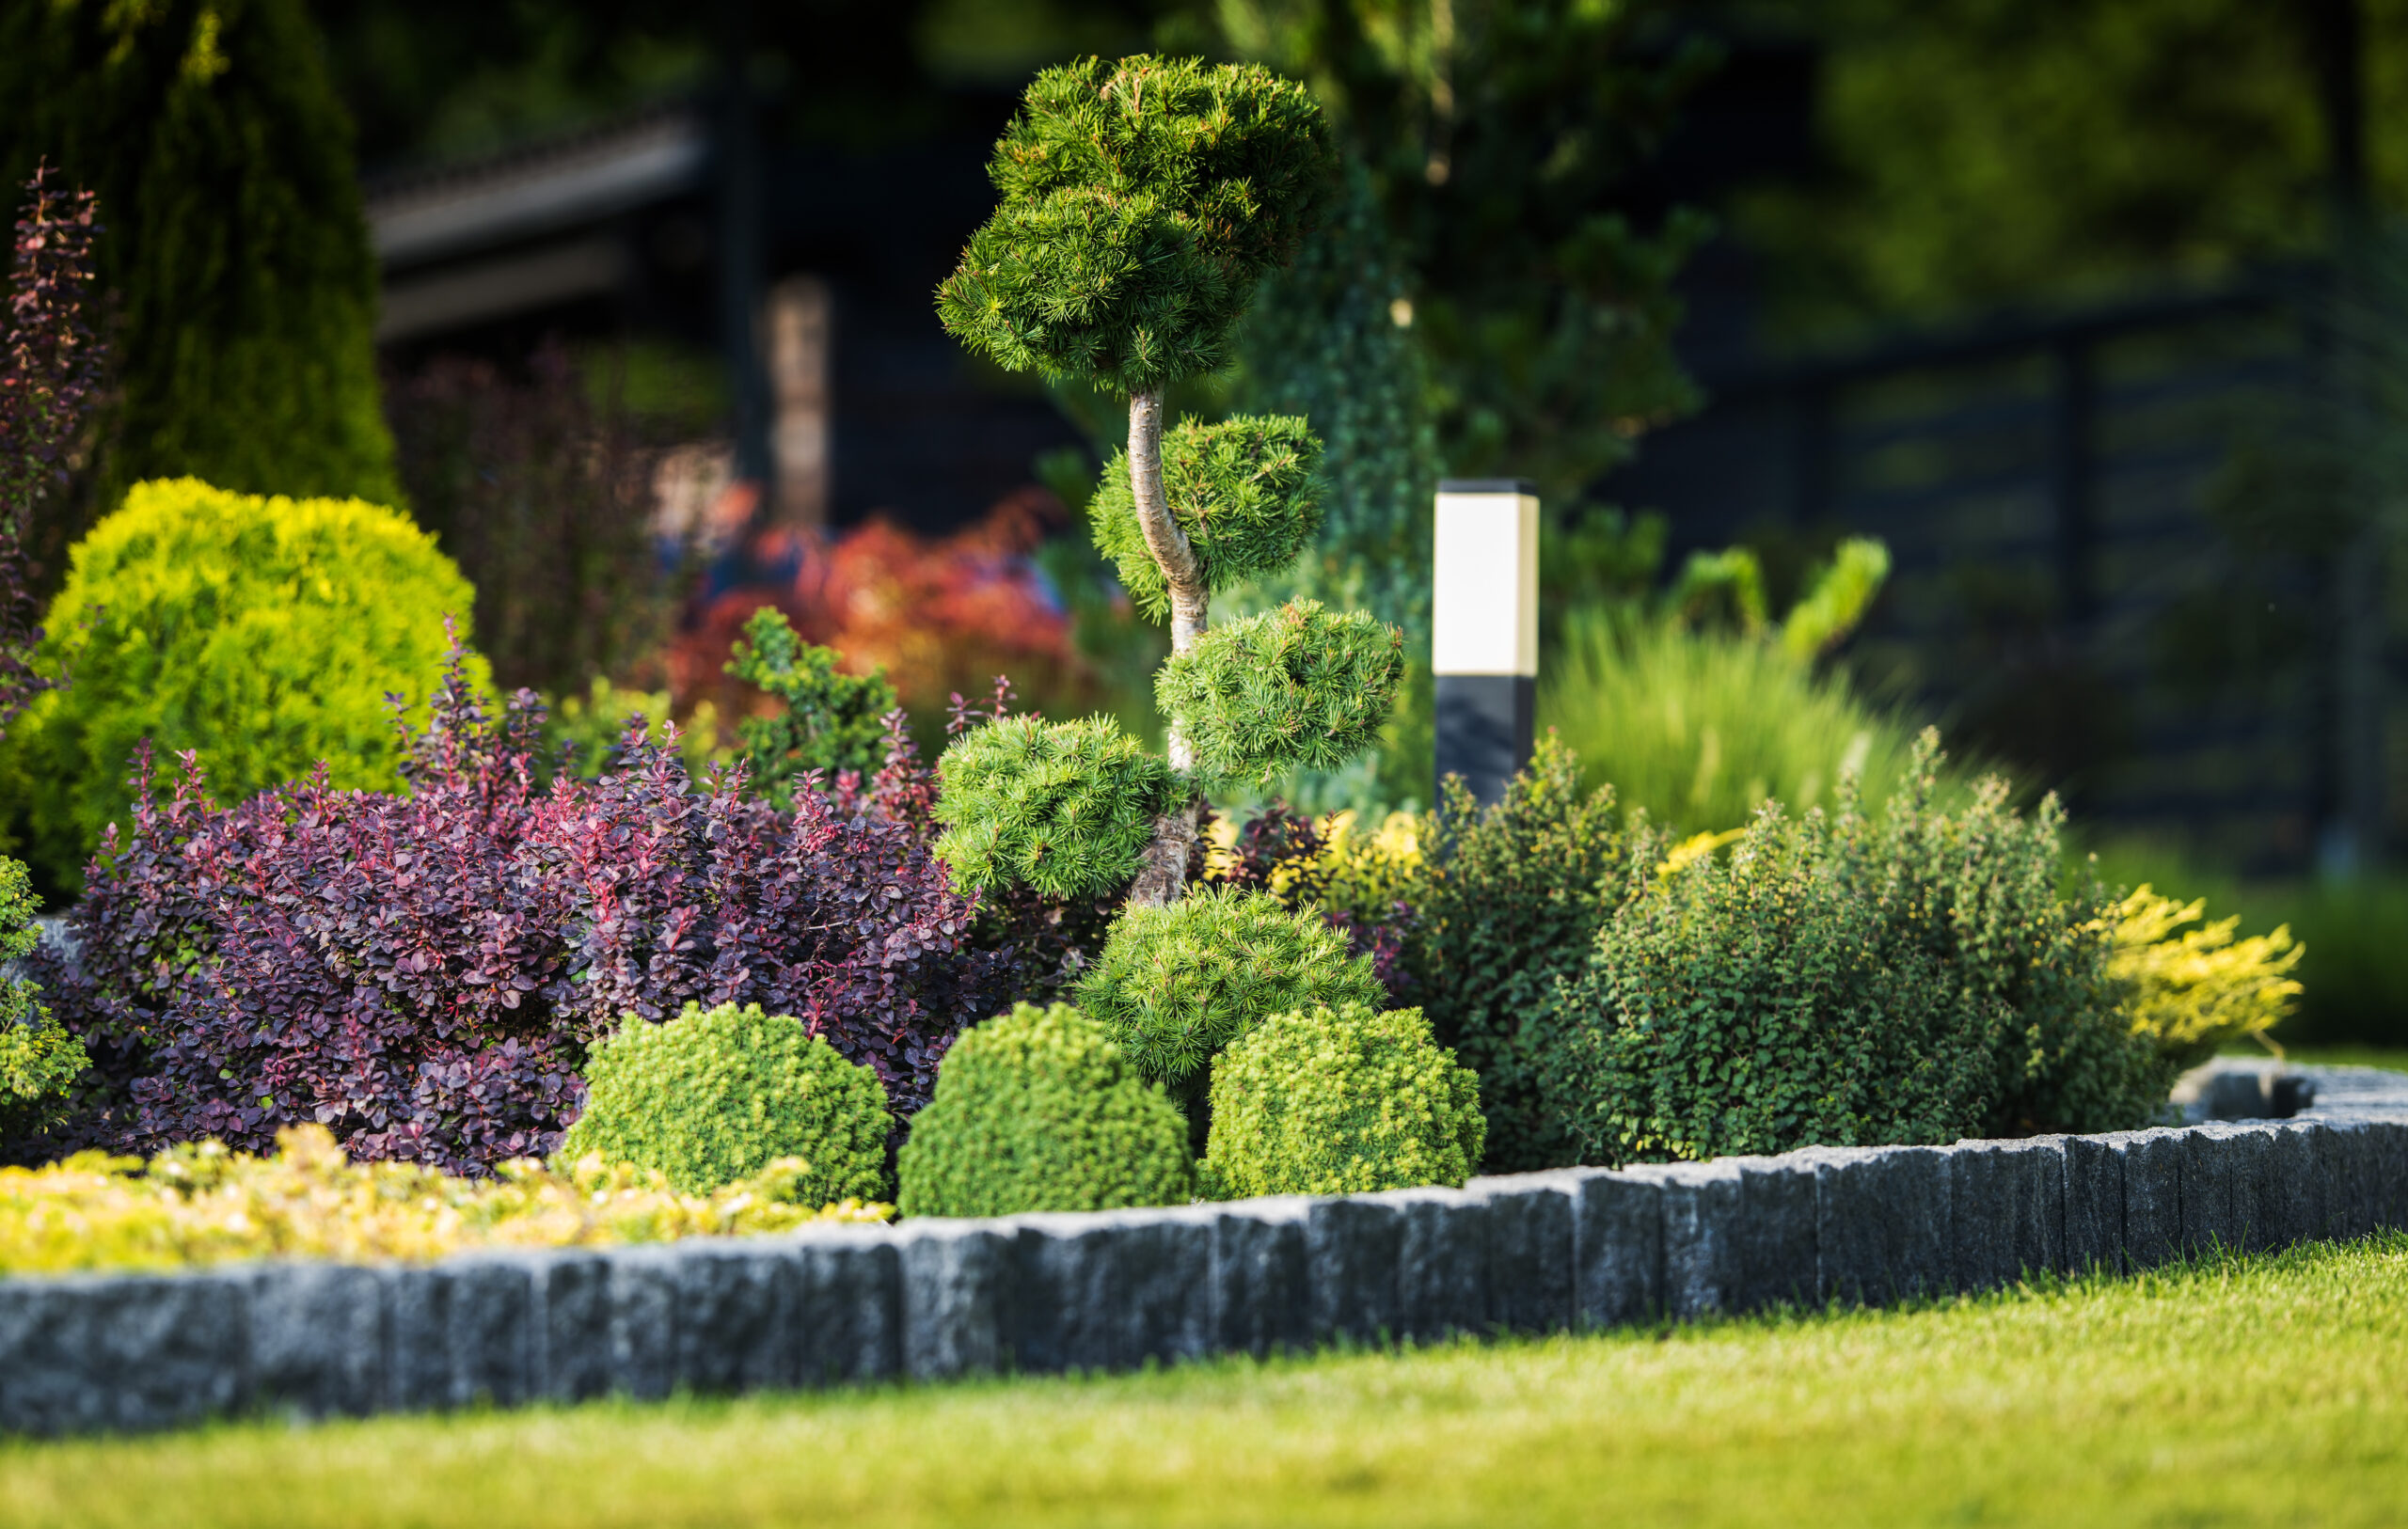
<box><xmin>934</xmin><ymin>714</ymin><xmax>1182</xmax><ymax>900</ymax></box>
<box><xmin>1089</xmin><ymin>415</ymin><xmax>1324</xmax><ymax>621</ymax></box>
<box><xmin>895</xmin><ymin>1001</ymin><xmax>1193</xmax><ymax>1218</ymax></box>
<box><xmin>1156</xmin><ymin>600</ymin><xmax>1403</xmax><ymax>783</ymax></box>
<box><xmin>1200</xmin><ymin>1001</ymin><xmax>1484</xmax><ymax>1198</ymax></box>
<box><xmin>0</xmin><ymin>478</ymin><xmax>482</xmax><ymax>891</ymax></box>
<box><xmin>1076</xmin><ymin>884</ymin><xmax>1383</xmax><ymax>1100</ymax></box>
<box><xmin>560</xmin><ymin>1001</ymin><xmax>891</xmax><ymax>1205</ymax></box>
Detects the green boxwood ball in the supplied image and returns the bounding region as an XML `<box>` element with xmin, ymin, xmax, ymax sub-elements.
<box><xmin>1200</xmin><ymin>1002</ymin><xmax>1485</xmax><ymax>1199</ymax></box>
<box><xmin>1075</xmin><ymin>884</ymin><xmax>1383</xmax><ymax>1100</ymax></box>
<box><xmin>1089</xmin><ymin>415</ymin><xmax>1323</xmax><ymax>623</ymax></box>
<box><xmin>933</xmin><ymin>714</ymin><xmax>1182</xmax><ymax>899</ymax></box>
<box><xmin>1155</xmin><ymin>600</ymin><xmax>1403</xmax><ymax>783</ymax></box>
<box><xmin>896</xmin><ymin>1001</ymin><xmax>1194</xmax><ymax>1218</ymax></box>
<box><xmin>562</xmin><ymin>1001</ymin><xmax>892</xmax><ymax>1205</ymax></box>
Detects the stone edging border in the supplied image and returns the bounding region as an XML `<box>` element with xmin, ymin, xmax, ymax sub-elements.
<box><xmin>5</xmin><ymin>1066</ymin><xmax>2405</xmax><ymax>1437</ymax></box>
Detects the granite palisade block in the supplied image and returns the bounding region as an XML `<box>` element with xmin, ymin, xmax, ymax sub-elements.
<box><xmin>790</xmin><ymin>1226</ymin><xmax>901</xmax><ymax>1384</ymax></box>
<box><xmin>2311</xmin><ymin>1122</ymin><xmax>2376</xmax><ymax>1241</ymax></box>
<box><xmin>2178</xmin><ymin>1123</ymin><xmax>2244</xmax><ymax>1255</ymax></box>
<box><xmin>247</xmin><ymin>1261</ymin><xmax>388</xmax><ymax>1418</ymax></box>
<box><xmin>604</xmin><ymin>1244</ymin><xmax>683</xmax><ymax>1400</ymax></box>
<box><xmin>2375</xmin><ymin>1122</ymin><xmax>2408</xmax><ymax>1231</ymax></box>
<box><xmin>1569</xmin><ymin>1170</ymin><xmax>1664</xmax><ymax>1328</ymax></box>
<box><xmin>674</xmin><ymin>1241</ymin><xmax>795</xmax><ymax>1394</ymax></box>
<box><xmin>442</xmin><ymin>1254</ymin><xmax>536</xmax><ymax>1409</ymax></box>
<box><xmin>2111</xmin><ymin>1130</ymin><xmax>2185</xmax><ymax>1269</ymax></box>
<box><xmin>1106</xmin><ymin>1206</ymin><xmax>1215</xmax><ymax>1366</ymax></box>
<box><xmin>1307</xmin><ymin>1194</ymin><xmax>1405</xmax><ymax>1343</ymax></box>
<box><xmin>0</xmin><ymin>1271</ymin><xmax>248</xmax><ymax>1435</ymax></box>
<box><xmin>2061</xmin><ymin>1133</ymin><xmax>2124</xmax><ymax>1274</ymax></box>
<box><xmin>1009</xmin><ymin>1213</ymin><xmax>1124</xmax><ymax>1373</ymax></box>
<box><xmin>1733</xmin><ymin>1157</ymin><xmax>1819</xmax><ymax>1312</ymax></box>
<box><xmin>1644</xmin><ymin>1161</ymin><xmax>1745</xmax><ymax>1317</ymax></box>
<box><xmin>1209</xmin><ymin>1197</ymin><xmax>1312</xmax><ymax>1357</ymax></box>
<box><xmin>1950</xmin><ymin>1138</ymin><xmax>2067</xmax><ymax>1290</ymax></box>
<box><xmin>898</xmin><ymin>1221</ymin><xmax>1013</xmax><ymax>1379</ymax></box>
<box><xmin>1387</xmin><ymin>1188</ymin><xmax>1490</xmax><ymax>1341</ymax></box>
<box><xmin>1813</xmin><ymin>1146</ymin><xmax>1950</xmax><ymax>1306</ymax></box>
<box><xmin>528</xmin><ymin>1252</ymin><xmax>611</xmax><ymax>1403</ymax></box>
<box><xmin>384</xmin><ymin>1264</ymin><xmax>453</xmax><ymax>1411</ymax></box>
<box><xmin>2259</xmin><ymin>1122</ymin><xmax>2326</xmax><ymax>1250</ymax></box>
<box><xmin>1475</xmin><ymin>1174</ymin><xmax>1578</xmax><ymax>1334</ymax></box>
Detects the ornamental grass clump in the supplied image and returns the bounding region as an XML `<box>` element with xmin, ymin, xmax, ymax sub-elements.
<box><xmin>895</xmin><ymin>1001</ymin><xmax>1192</xmax><ymax>1218</ymax></box>
<box><xmin>562</xmin><ymin>1001</ymin><xmax>891</xmax><ymax>1203</ymax></box>
<box><xmin>0</xmin><ymin>1124</ymin><xmax>886</xmax><ymax>1278</ymax></box>
<box><xmin>1076</xmin><ymin>884</ymin><xmax>1383</xmax><ymax>1105</ymax></box>
<box><xmin>1200</xmin><ymin>1001</ymin><xmax>1483</xmax><ymax>1198</ymax></box>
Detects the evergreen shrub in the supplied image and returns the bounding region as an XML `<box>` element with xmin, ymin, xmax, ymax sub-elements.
<box><xmin>562</xmin><ymin>1001</ymin><xmax>891</xmax><ymax>1204</ymax></box>
<box><xmin>895</xmin><ymin>1001</ymin><xmax>1192</xmax><ymax>1218</ymax></box>
<box><xmin>2110</xmin><ymin>886</ymin><xmax>2303</xmax><ymax>1068</ymax></box>
<box><xmin>1</xmin><ymin>856</ymin><xmax>84</xmax><ymax>1140</ymax></box>
<box><xmin>1077</xmin><ymin>884</ymin><xmax>1383</xmax><ymax>1101</ymax></box>
<box><xmin>1542</xmin><ymin>733</ymin><xmax>2166</xmax><ymax>1165</ymax></box>
<box><xmin>1200</xmin><ymin>1001</ymin><xmax>1482</xmax><ymax>1198</ymax></box>
<box><xmin>1</xmin><ymin>478</ymin><xmax>480</xmax><ymax>891</ymax></box>
<box><xmin>935</xmin><ymin>714</ymin><xmax>1181</xmax><ymax>899</ymax></box>
<box><xmin>724</xmin><ymin>607</ymin><xmax>898</xmax><ymax>807</ymax></box>
<box><xmin>1089</xmin><ymin>415</ymin><xmax>1324</xmax><ymax>620</ymax></box>
<box><xmin>1155</xmin><ymin>600</ymin><xmax>1403</xmax><ymax>783</ymax></box>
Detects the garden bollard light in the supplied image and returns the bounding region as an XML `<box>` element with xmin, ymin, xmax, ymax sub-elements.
<box><xmin>1433</xmin><ymin>479</ymin><xmax>1540</xmax><ymax>807</ymax></box>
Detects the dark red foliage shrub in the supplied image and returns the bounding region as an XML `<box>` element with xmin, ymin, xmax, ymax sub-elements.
<box><xmin>24</xmin><ymin>643</ymin><xmax>1002</xmax><ymax>1172</ymax></box>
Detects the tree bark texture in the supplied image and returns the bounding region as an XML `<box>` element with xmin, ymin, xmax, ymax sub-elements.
<box><xmin>1126</xmin><ymin>386</ymin><xmax>1207</xmax><ymax>906</ymax></box>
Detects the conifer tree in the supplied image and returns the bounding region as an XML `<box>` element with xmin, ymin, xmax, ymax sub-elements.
<box><xmin>938</xmin><ymin>55</ymin><xmax>1402</xmax><ymax>906</ymax></box>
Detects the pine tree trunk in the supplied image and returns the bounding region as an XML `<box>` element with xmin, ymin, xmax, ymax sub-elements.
<box><xmin>1125</xmin><ymin>386</ymin><xmax>1207</xmax><ymax>907</ymax></box>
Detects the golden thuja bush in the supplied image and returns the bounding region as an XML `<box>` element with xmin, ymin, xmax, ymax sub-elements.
<box><xmin>2112</xmin><ymin>885</ymin><xmax>2305</xmax><ymax>1067</ymax></box>
<box><xmin>0</xmin><ymin>1126</ymin><xmax>889</xmax><ymax>1277</ymax></box>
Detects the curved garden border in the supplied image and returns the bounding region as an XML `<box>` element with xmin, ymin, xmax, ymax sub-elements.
<box><xmin>5</xmin><ymin>1066</ymin><xmax>2405</xmax><ymax>1437</ymax></box>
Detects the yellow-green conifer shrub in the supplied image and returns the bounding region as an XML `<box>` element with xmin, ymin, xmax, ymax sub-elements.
<box><xmin>1</xmin><ymin>479</ymin><xmax>483</xmax><ymax>891</ymax></box>
<box><xmin>896</xmin><ymin>1001</ymin><xmax>1193</xmax><ymax>1218</ymax></box>
<box><xmin>2112</xmin><ymin>885</ymin><xmax>2305</xmax><ymax>1067</ymax></box>
<box><xmin>1200</xmin><ymin>1001</ymin><xmax>1483</xmax><ymax>1199</ymax></box>
<box><xmin>562</xmin><ymin>1001</ymin><xmax>892</xmax><ymax>1205</ymax></box>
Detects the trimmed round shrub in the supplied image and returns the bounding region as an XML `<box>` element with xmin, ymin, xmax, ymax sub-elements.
<box><xmin>1156</xmin><ymin>600</ymin><xmax>1403</xmax><ymax>783</ymax></box>
<box><xmin>934</xmin><ymin>714</ymin><xmax>1182</xmax><ymax>899</ymax></box>
<box><xmin>1090</xmin><ymin>415</ymin><xmax>1323</xmax><ymax>622</ymax></box>
<box><xmin>1</xmin><ymin>478</ymin><xmax>482</xmax><ymax>891</ymax></box>
<box><xmin>1076</xmin><ymin>884</ymin><xmax>1383</xmax><ymax>1100</ymax></box>
<box><xmin>562</xmin><ymin>1001</ymin><xmax>892</xmax><ymax>1205</ymax></box>
<box><xmin>896</xmin><ymin>1001</ymin><xmax>1193</xmax><ymax>1218</ymax></box>
<box><xmin>1200</xmin><ymin>1002</ymin><xmax>1484</xmax><ymax>1198</ymax></box>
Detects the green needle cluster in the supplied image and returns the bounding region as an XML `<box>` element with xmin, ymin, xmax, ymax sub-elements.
<box><xmin>1156</xmin><ymin>600</ymin><xmax>1402</xmax><ymax>783</ymax></box>
<box><xmin>934</xmin><ymin>715</ymin><xmax>1183</xmax><ymax>900</ymax></box>
<box><xmin>1089</xmin><ymin>415</ymin><xmax>1324</xmax><ymax>622</ymax></box>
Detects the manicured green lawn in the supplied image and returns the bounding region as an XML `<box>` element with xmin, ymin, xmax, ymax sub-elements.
<box><xmin>5</xmin><ymin>1235</ymin><xmax>2405</xmax><ymax>1528</ymax></box>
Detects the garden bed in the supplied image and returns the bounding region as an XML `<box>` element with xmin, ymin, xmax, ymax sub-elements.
<box><xmin>4</xmin><ymin>1065</ymin><xmax>2403</xmax><ymax>1437</ymax></box>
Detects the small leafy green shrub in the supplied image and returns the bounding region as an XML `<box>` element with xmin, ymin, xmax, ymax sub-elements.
<box><xmin>1077</xmin><ymin>884</ymin><xmax>1383</xmax><ymax>1101</ymax></box>
<box><xmin>1200</xmin><ymin>1001</ymin><xmax>1483</xmax><ymax>1198</ymax></box>
<box><xmin>0</xmin><ymin>477</ymin><xmax>482</xmax><ymax>891</ymax></box>
<box><xmin>895</xmin><ymin>1001</ymin><xmax>1192</xmax><ymax>1218</ymax></box>
<box><xmin>1155</xmin><ymin>600</ymin><xmax>1402</xmax><ymax>783</ymax></box>
<box><xmin>1</xmin><ymin>855</ymin><xmax>84</xmax><ymax>1141</ymax></box>
<box><xmin>2111</xmin><ymin>886</ymin><xmax>2302</xmax><ymax>1068</ymax></box>
<box><xmin>935</xmin><ymin>714</ymin><xmax>1181</xmax><ymax>899</ymax></box>
<box><xmin>724</xmin><ymin>607</ymin><xmax>898</xmax><ymax>806</ymax></box>
<box><xmin>1544</xmin><ymin>734</ymin><xmax>2165</xmax><ymax>1165</ymax></box>
<box><xmin>1090</xmin><ymin>416</ymin><xmax>1324</xmax><ymax>620</ymax></box>
<box><xmin>0</xmin><ymin>1125</ymin><xmax>886</xmax><ymax>1277</ymax></box>
<box><xmin>1403</xmin><ymin>734</ymin><xmax>1628</xmax><ymax>1172</ymax></box>
<box><xmin>562</xmin><ymin>1001</ymin><xmax>892</xmax><ymax>1204</ymax></box>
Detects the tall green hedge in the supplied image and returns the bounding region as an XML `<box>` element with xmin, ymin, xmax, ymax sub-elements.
<box><xmin>0</xmin><ymin>0</ymin><xmax>399</xmax><ymax>506</ymax></box>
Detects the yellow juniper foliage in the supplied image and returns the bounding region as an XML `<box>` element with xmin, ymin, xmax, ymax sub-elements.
<box><xmin>0</xmin><ymin>1126</ymin><xmax>889</xmax><ymax>1278</ymax></box>
<box><xmin>2111</xmin><ymin>884</ymin><xmax>2304</xmax><ymax>1067</ymax></box>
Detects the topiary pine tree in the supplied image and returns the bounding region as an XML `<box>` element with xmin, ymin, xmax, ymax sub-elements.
<box><xmin>937</xmin><ymin>55</ymin><xmax>1403</xmax><ymax>908</ymax></box>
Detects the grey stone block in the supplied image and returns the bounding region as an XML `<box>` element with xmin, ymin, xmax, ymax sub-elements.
<box><xmin>604</xmin><ymin>1244</ymin><xmax>682</xmax><ymax>1400</ymax></box>
<box><xmin>1108</xmin><ymin>1206</ymin><xmax>1215</xmax><ymax>1366</ymax></box>
<box><xmin>1951</xmin><ymin>1137</ymin><xmax>2067</xmax><ymax>1290</ymax></box>
<box><xmin>385</xmin><ymin>1265</ymin><xmax>453</xmax><ymax>1411</ymax></box>
<box><xmin>2260</xmin><ymin>1122</ymin><xmax>2326</xmax><ymax>1249</ymax></box>
<box><xmin>1571</xmin><ymin>1171</ymin><xmax>1663</xmax><ymax>1329</ymax></box>
<box><xmin>1478</xmin><ymin>1174</ymin><xmax>1577</xmax><ymax>1335</ymax></box>
<box><xmin>790</xmin><ymin>1226</ymin><xmax>901</xmax><ymax>1384</ymax></box>
<box><xmin>1209</xmin><ymin>1197</ymin><xmax>1312</xmax><ymax>1357</ymax></box>
<box><xmin>528</xmin><ymin>1251</ymin><xmax>611</xmax><ymax>1403</ymax></box>
<box><xmin>1733</xmin><ymin>1156</ymin><xmax>1819</xmax><ymax>1313</ymax></box>
<box><xmin>2218</xmin><ymin>1124</ymin><xmax>2283</xmax><ymax>1253</ymax></box>
<box><xmin>674</xmin><ymin>1240</ymin><xmax>795</xmax><ymax>1395</ymax></box>
<box><xmin>1386</xmin><ymin>1188</ymin><xmax>1489</xmax><ymax>1342</ymax></box>
<box><xmin>2062</xmin><ymin>1133</ymin><xmax>2123</xmax><ymax>1275</ymax></box>
<box><xmin>1644</xmin><ymin>1161</ymin><xmax>1743</xmax><ymax>1318</ymax></box>
<box><xmin>2176</xmin><ymin>1125</ymin><xmax>2240</xmax><ymax>1256</ymax></box>
<box><xmin>1008</xmin><ymin>1213</ymin><xmax>1123</xmax><ymax>1374</ymax></box>
<box><xmin>2372</xmin><ymin>1121</ymin><xmax>2408</xmax><ymax>1232</ymax></box>
<box><xmin>443</xmin><ymin>1254</ymin><xmax>536</xmax><ymax>1408</ymax></box>
<box><xmin>0</xmin><ymin>1271</ymin><xmax>248</xmax><ymax>1435</ymax></box>
<box><xmin>897</xmin><ymin>1221</ymin><xmax>1013</xmax><ymax>1379</ymax></box>
<box><xmin>1813</xmin><ymin>1146</ymin><xmax>1949</xmax><ymax>1307</ymax></box>
<box><xmin>2112</xmin><ymin>1129</ymin><xmax>2185</xmax><ymax>1269</ymax></box>
<box><xmin>247</xmin><ymin>1261</ymin><xmax>387</xmax><ymax>1418</ymax></box>
<box><xmin>1307</xmin><ymin>1194</ymin><xmax>1404</xmax><ymax>1344</ymax></box>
